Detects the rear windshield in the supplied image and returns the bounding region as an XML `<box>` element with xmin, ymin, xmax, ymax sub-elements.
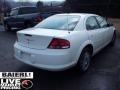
<box><xmin>35</xmin><ymin>15</ymin><xmax>80</xmax><ymax>31</ymax></box>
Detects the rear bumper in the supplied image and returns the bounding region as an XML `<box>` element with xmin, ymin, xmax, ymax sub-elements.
<box><xmin>14</xmin><ymin>42</ymin><xmax>77</xmax><ymax>71</ymax></box>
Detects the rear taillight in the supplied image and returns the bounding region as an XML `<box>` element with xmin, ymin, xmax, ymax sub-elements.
<box><xmin>35</xmin><ymin>16</ymin><xmax>43</xmax><ymax>22</ymax></box>
<box><xmin>48</xmin><ymin>38</ymin><xmax>70</xmax><ymax>49</ymax></box>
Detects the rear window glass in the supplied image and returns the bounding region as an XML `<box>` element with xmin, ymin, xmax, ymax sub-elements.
<box><xmin>35</xmin><ymin>15</ymin><xmax>80</xmax><ymax>31</ymax></box>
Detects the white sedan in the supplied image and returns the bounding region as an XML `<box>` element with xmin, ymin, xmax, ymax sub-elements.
<box><xmin>14</xmin><ymin>13</ymin><xmax>116</xmax><ymax>72</ymax></box>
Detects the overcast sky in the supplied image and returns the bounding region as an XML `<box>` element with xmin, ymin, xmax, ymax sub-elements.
<box><xmin>14</xmin><ymin>0</ymin><xmax>65</xmax><ymax>2</ymax></box>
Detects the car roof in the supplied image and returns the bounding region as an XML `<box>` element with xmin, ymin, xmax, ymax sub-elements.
<box><xmin>55</xmin><ymin>13</ymin><xmax>98</xmax><ymax>17</ymax></box>
<box><xmin>12</xmin><ymin>6</ymin><xmax>36</xmax><ymax>10</ymax></box>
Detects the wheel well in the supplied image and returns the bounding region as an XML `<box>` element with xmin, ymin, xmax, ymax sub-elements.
<box><xmin>112</xmin><ymin>30</ymin><xmax>116</xmax><ymax>38</ymax></box>
<box><xmin>83</xmin><ymin>44</ymin><xmax>93</xmax><ymax>56</ymax></box>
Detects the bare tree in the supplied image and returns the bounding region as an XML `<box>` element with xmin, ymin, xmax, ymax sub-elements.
<box><xmin>36</xmin><ymin>1</ymin><xmax>43</xmax><ymax>7</ymax></box>
<box><xmin>64</xmin><ymin>0</ymin><xmax>120</xmax><ymax>17</ymax></box>
<box><xmin>36</xmin><ymin>1</ymin><xmax>44</xmax><ymax>12</ymax></box>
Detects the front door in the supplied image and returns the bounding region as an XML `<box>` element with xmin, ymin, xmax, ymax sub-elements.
<box><xmin>86</xmin><ymin>16</ymin><xmax>106</xmax><ymax>52</ymax></box>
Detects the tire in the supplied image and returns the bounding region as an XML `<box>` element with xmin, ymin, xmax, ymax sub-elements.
<box><xmin>109</xmin><ymin>31</ymin><xmax>116</xmax><ymax>46</ymax></box>
<box><xmin>4</xmin><ymin>23</ymin><xmax>11</xmax><ymax>32</ymax></box>
<box><xmin>76</xmin><ymin>48</ymin><xmax>91</xmax><ymax>73</ymax></box>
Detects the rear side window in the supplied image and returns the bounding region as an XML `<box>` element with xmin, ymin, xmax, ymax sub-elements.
<box><xmin>10</xmin><ymin>9</ymin><xmax>18</xmax><ymax>16</ymax></box>
<box><xmin>19</xmin><ymin>7</ymin><xmax>38</xmax><ymax>15</ymax></box>
<box><xmin>96</xmin><ymin>16</ymin><xmax>108</xmax><ymax>28</ymax></box>
<box><xmin>86</xmin><ymin>16</ymin><xmax>100</xmax><ymax>30</ymax></box>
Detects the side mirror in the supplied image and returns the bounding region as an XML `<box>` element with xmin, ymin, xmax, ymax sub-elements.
<box><xmin>107</xmin><ymin>22</ymin><xmax>113</xmax><ymax>27</ymax></box>
<box><xmin>110</xmin><ymin>23</ymin><xmax>113</xmax><ymax>26</ymax></box>
<box><xmin>107</xmin><ymin>23</ymin><xmax>113</xmax><ymax>27</ymax></box>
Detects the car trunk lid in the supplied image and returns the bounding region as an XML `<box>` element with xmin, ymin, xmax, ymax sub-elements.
<box><xmin>17</xmin><ymin>28</ymin><xmax>70</xmax><ymax>50</ymax></box>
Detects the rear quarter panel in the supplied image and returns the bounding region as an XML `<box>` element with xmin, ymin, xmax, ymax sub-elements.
<box><xmin>60</xmin><ymin>30</ymin><xmax>92</xmax><ymax>63</ymax></box>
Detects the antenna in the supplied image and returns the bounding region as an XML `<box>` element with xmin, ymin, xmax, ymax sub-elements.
<box><xmin>67</xmin><ymin>14</ymin><xmax>69</xmax><ymax>31</ymax></box>
<box><xmin>67</xmin><ymin>13</ymin><xmax>70</xmax><ymax>34</ymax></box>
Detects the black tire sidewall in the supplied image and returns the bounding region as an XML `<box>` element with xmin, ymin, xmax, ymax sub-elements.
<box><xmin>4</xmin><ymin>23</ymin><xmax>11</xmax><ymax>32</ymax></box>
<box><xmin>77</xmin><ymin>48</ymin><xmax>91</xmax><ymax>73</ymax></box>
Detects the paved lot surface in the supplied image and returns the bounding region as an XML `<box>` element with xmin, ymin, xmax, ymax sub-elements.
<box><xmin>0</xmin><ymin>25</ymin><xmax>120</xmax><ymax>90</ymax></box>
<box><xmin>0</xmin><ymin>25</ymin><xmax>4</xmax><ymax>31</ymax></box>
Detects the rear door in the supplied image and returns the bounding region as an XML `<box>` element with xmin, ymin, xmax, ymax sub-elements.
<box><xmin>86</xmin><ymin>16</ymin><xmax>106</xmax><ymax>51</ymax></box>
<box><xmin>96</xmin><ymin>16</ymin><xmax>113</xmax><ymax>44</ymax></box>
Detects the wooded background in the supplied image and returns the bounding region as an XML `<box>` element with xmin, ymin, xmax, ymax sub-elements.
<box><xmin>64</xmin><ymin>0</ymin><xmax>120</xmax><ymax>18</ymax></box>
